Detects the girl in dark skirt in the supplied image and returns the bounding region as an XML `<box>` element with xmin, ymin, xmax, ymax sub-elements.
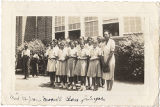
<box><xmin>30</xmin><ymin>52</ymin><xmax>39</xmax><ymax>77</ymax></box>
<box><xmin>74</xmin><ymin>43</ymin><xmax>89</xmax><ymax>91</ymax></box>
<box><xmin>38</xmin><ymin>52</ymin><xmax>45</xmax><ymax>75</ymax></box>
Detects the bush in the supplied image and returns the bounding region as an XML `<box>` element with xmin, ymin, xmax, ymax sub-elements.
<box><xmin>115</xmin><ymin>34</ymin><xmax>144</xmax><ymax>82</ymax></box>
<box><xmin>17</xmin><ymin>39</ymin><xmax>46</xmax><ymax>54</ymax></box>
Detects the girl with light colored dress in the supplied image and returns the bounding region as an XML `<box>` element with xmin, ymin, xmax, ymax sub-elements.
<box><xmin>66</xmin><ymin>41</ymin><xmax>77</xmax><ymax>90</ymax></box>
<box><xmin>56</xmin><ymin>42</ymin><xmax>68</xmax><ymax>88</ymax></box>
<box><xmin>87</xmin><ymin>40</ymin><xmax>102</xmax><ymax>91</ymax></box>
<box><xmin>74</xmin><ymin>43</ymin><xmax>89</xmax><ymax>91</ymax></box>
<box><xmin>46</xmin><ymin>42</ymin><xmax>58</xmax><ymax>87</ymax></box>
<box><xmin>84</xmin><ymin>37</ymin><xmax>93</xmax><ymax>89</ymax></box>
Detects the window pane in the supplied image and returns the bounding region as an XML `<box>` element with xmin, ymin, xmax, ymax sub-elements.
<box><xmin>77</xmin><ymin>23</ymin><xmax>80</xmax><ymax>29</ymax></box>
<box><xmin>130</xmin><ymin>18</ymin><xmax>135</xmax><ymax>32</ymax></box>
<box><xmin>73</xmin><ymin>24</ymin><xmax>76</xmax><ymax>29</ymax></box>
<box><xmin>55</xmin><ymin>27</ymin><xmax>57</xmax><ymax>32</ymax></box>
<box><xmin>59</xmin><ymin>27</ymin><xmax>61</xmax><ymax>31</ymax></box>
<box><xmin>62</xmin><ymin>26</ymin><xmax>65</xmax><ymax>31</ymax></box>
<box><xmin>124</xmin><ymin>17</ymin><xmax>142</xmax><ymax>33</ymax></box>
<box><xmin>62</xmin><ymin>16</ymin><xmax>65</xmax><ymax>26</ymax></box>
<box><xmin>69</xmin><ymin>24</ymin><xmax>72</xmax><ymax>30</ymax></box>
<box><xmin>135</xmin><ymin>17</ymin><xmax>141</xmax><ymax>32</ymax></box>
<box><xmin>124</xmin><ymin>17</ymin><xmax>130</xmax><ymax>33</ymax></box>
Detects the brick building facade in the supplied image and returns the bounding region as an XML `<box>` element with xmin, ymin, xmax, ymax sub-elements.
<box><xmin>16</xmin><ymin>16</ymin><xmax>143</xmax><ymax>50</ymax></box>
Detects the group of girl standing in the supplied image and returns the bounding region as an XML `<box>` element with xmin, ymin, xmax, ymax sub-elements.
<box><xmin>46</xmin><ymin>31</ymin><xmax>115</xmax><ymax>91</ymax></box>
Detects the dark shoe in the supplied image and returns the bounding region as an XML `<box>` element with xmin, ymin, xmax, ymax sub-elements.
<box><xmin>52</xmin><ymin>84</ymin><xmax>55</xmax><ymax>88</ymax></box>
<box><xmin>93</xmin><ymin>88</ymin><xmax>97</xmax><ymax>91</ymax></box>
<box><xmin>86</xmin><ymin>86</ymin><xmax>91</xmax><ymax>90</ymax></box>
<box><xmin>49</xmin><ymin>83</ymin><xmax>53</xmax><ymax>87</ymax></box>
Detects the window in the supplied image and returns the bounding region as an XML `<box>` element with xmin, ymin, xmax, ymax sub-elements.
<box><xmin>103</xmin><ymin>17</ymin><xmax>119</xmax><ymax>36</ymax></box>
<box><xmin>85</xmin><ymin>17</ymin><xmax>98</xmax><ymax>37</ymax></box>
<box><xmin>68</xmin><ymin>16</ymin><xmax>80</xmax><ymax>31</ymax></box>
<box><xmin>124</xmin><ymin>17</ymin><xmax>142</xmax><ymax>33</ymax></box>
<box><xmin>103</xmin><ymin>23</ymin><xmax>119</xmax><ymax>36</ymax></box>
<box><xmin>55</xmin><ymin>16</ymin><xmax>65</xmax><ymax>32</ymax></box>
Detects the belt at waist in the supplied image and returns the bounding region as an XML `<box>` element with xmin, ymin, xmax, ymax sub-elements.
<box><xmin>90</xmin><ymin>58</ymin><xmax>100</xmax><ymax>60</ymax></box>
<box><xmin>23</xmin><ymin>55</ymin><xmax>29</xmax><ymax>58</ymax></box>
<box><xmin>68</xmin><ymin>56</ymin><xmax>77</xmax><ymax>58</ymax></box>
<box><xmin>58</xmin><ymin>59</ymin><xmax>66</xmax><ymax>61</ymax></box>
<box><xmin>48</xmin><ymin>58</ymin><xmax>56</xmax><ymax>59</ymax></box>
<box><xmin>23</xmin><ymin>55</ymin><xmax>29</xmax><ymax>57</ymax></box>
<box><xmin>78</xmin><ymin>58</ymin><xmax>87</xmax><ymax>60</ymax></box>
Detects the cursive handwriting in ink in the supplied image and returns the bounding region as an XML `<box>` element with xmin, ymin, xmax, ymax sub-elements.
<box><xmin>81</xmin><ymin>96</ymin><xmax>105</xmax><ymax>104</ymax></box>
<box><xmin>10</xmin><ymin>95</ymin><xmax>19</xmax><ymax>101</ymax></box>
<box><xmin>66</xmin><ymin>96</ymin><xmax>79</xmax><ymax>102</ymax></box>
<box><xmin>42</xmin><ymin>96</ymin><xmax>62</xmax><ymax>102</ymax></box>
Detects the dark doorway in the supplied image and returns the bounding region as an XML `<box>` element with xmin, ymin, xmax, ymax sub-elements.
<box><xmin>55</xmin><ymin>32</ymin><xmax>65</xmax><ymax>40</ymax></box>
<box><xmin>69</xmin><ymin>30</ymin><xmax>81</xmax><ymax>40</ymax></box>
<box><xmin>103</xmin><ymin>23</ymin><xmax>119</xmax><ymax>36</ymax></box>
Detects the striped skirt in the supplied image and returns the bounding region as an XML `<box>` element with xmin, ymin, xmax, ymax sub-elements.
<box><xmin>47</xmin><ymin>59</ymin><xmax>57</xmax><ymax>72</ymax></box>
<box><xmin>56</xmin><ymin>60</ymin><xmax>67</xmax><ymax>76</ymax></box>
<box><xmin>67</xmin><ymin>58</ymin><xmax>76</xmax><ymax>77</ymax></box>
<box><xmin>74</xmin><ymin>59</ymin><xmax>87</xmax><ymax>76</ymax></box>
<box><xmin>87</xmin><ymin>59</ymin><xmax>102</xmax><ymax>77</ymax></box>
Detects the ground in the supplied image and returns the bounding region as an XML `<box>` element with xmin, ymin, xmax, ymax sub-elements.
<box><xmin>15</xmin><ymin>74</ymin><xmax>144</xmax><ymax>92</ymax></box>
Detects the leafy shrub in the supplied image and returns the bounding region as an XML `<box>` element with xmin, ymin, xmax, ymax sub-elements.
<box><xmin>17</xmin><ymin>39</ymin><xmax>46</xmax><ymax>54</ymax></box>
<box><xmin>115</xmin><ymin>34</ymin><xmax>144</xmax><ymax>82</ymax></box>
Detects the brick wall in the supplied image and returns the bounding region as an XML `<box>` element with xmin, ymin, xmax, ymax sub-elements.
<box><xmin>16</xmin><ymin>16</ymin><xmax>22</xmax><ymax>52</ymax></box>
<box><xmin>24</xmin><ymin>16</ymin><xmax>36</xmax><ymax>42</ymax></box>
<box><xmin>24</xmin><ymin>16</ymin><xmax>52</xmax><ymax>43</ymax></box>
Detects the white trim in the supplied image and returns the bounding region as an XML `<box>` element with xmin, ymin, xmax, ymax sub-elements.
<box><xmin>119</xmin><ymin>16</ymin><xmax>123</xmax><ymax>37</ymax></box>
<box><xmin>55</xmin><ymin>31</ymin><xmax>65</xmax><ymax>33</ymax></box>
<box><xmin>80</xmin><ymin>16</ymin><xmax>85</xmax><ymax>37</ymax></box>
<box><xmin>123</xmin><ymin>32</ymin><xmax>143</xmax><ymax>35</ymax></box>
<box><xmin>68</xmin><ymin>29</ymin><xmax>81</xmax><ymax>31</ymax></box>
<box><xmin>103</xmin><ymin>18</ymin><xmax>119</xmax><ymax>24</ymax></box>
<box><xmin>52</xmin><ymin>16</ymin><xmax>55</xmax><ymax>40</ymax></box>
<box><xmin>85</xmin><ymin>20</ymin><xmax>98</xmax><ymax>23</ymax></box>
<box><xmin>98</xmin><ymin>16</ymin><xmax>103</xmax><ymax>37</ymax></box>
<box><xmin>65</xmin><ymin>16</ymin><xmax>69</xmax><ymax>39</ymax></box>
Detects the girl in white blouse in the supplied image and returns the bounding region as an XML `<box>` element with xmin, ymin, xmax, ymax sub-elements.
<box><xmin>46</xmin><ymin>41</ymin><xmax>58</xmax><ymax>87</ymax></box>
<box><xmin>56</xmin><ymin>42</ymin><xmax>68</xmax><ymax>89</ymax></box>
<box><xmin>87</xmin><ymin>40</ymin><xmax>102</xmax><ymax>91</ymax></box>
<box><xmin>74</xmin><ymin>43</ymin><xmax>89</xmax><ymax>91</ymax></box>
<box><xmin>66</xmin><ymin>41</ymin><xmax>77</xmax><ymax>90</ymax></box>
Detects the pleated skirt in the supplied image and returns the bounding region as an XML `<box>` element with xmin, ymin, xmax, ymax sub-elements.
<box><xmin>47</xmin><ymin>59</ymin><xmax>57</xmax><ymax>72</ymax></box>
<box><xmin>87</xmin><ymin>59</ymin><xmax>102</xmax><ymax>77</ymax></box>
<box><xmin>74</xmin><ymin>59</ymin><xmax>87</xmax><ymax>76</ymax></box>
<box><xmin>56</xmin><ymin>60</ymin><xmax>67</xmax><ymax>76</ymax></box>
<box><xmin>66</xmin><ymin>58</ymin><xmax>76</xmax><ymax>77</ymax></box>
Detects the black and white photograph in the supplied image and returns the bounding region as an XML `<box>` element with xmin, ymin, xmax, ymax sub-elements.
<box><xmin>15</xmin><ymin>16</ymin><xmax>144</xmax><ymax>91</ymax></box>
<box><xmin>2</xmin><ymin>2</ymin><xmax>159</xmax><ymax>106</ymax></box>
